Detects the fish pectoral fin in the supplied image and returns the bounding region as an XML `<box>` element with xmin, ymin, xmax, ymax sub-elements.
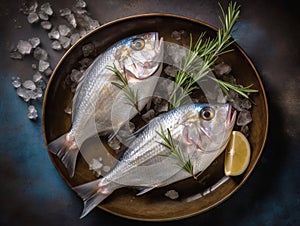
<box><xmin>136</xmin><ymin>186</ymin><xmax>156</xmax><ymax>196</ymax></box>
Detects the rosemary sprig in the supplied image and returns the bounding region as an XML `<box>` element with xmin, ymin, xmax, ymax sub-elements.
<box><xmin>107</xmin><ymin>65</ymin><xmax>140</xmax><ymax>113</ymax></box>
<box><xmin>215</xmin><ymin>78</ymin><xmax>258</xmax><ymax>99</ymax></box>
<box><xmin>170</xmin><ymin>1</ymin><xmax>245</xmax><ymax>108</ymax></box>
<box><xmin>156</xmin><ymin>126</ymin><xmax>195</xmax><ymax>178</ymax></box>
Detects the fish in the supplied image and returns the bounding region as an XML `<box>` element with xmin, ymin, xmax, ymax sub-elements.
<box><xmin>73</xmin><ymin>103</ymin><xmax>236</xmax><ymax>218</ymax></box>
<box><xmin>48</xmin><ymin>32</ymin><xmax>163</xmax><ymax>177</ymax></box>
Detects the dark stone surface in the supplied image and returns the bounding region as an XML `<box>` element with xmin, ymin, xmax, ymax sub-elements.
<box><xmin>0</xmin><ymin>0</ymin><xmax>299</xmax><ymax>225</ymax></box>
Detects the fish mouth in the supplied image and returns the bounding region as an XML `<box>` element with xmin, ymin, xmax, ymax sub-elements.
<box><xmin>226</xmin><ymin>104</ymin><xmax>237</xmax><ymax>129</ymax></box>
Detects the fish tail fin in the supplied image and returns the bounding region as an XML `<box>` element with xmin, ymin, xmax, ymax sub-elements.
<box><xmin>73</xmin><ymin>179</ymin><xmax>112</xmax><ymax>218</ymax></box>
<box><xmin>48</xmin><ymin>133</ymin><xmax>79</xmax><ymax>177</ymax></box>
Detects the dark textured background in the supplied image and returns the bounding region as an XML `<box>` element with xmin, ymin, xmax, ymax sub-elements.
<box><xmin>0</xmin><ymin>0</ymin><xmax>299</xmax><ymax>225</ymax></box>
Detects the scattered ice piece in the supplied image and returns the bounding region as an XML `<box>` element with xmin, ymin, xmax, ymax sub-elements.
<box><xmin>77</xmin><ymin>14</ymin><xmax>100</xmax><ymax>31</ymax></box>
<box><xmin>51</xmin><ymin>40</ymin><xmax>62</xmax><ymax>50</ymax></box>
<box><xmin>78</xmin><ymin>57</ymin><xmax>93</xmax><ymax>70</ymax></box>
<box><xmin>48</xmin><ymin>28</ymin><xmax>60</xmax><ymax>40</ymax></box>
<box><xmin>33</xmin><ymin>47</ymin><xmax>48</xmax><ymax>60</ymax></box>
<box><xmin>237</xmin><ymin>110</ymin><xmax>252</xmax><ymax>126</ymax></box>
<box><xmin>70</xmin><ymin>33</ymin><xmax>80</xmax><ymax>45</ymax></box>
<box><xmin>166</xmin><ymin>44</ymin><xmax>187</xmax><ymax>65</ymax></box>
<box><xmin>38</xmin><ymin>10</ymin><xmax>49</xmax><ymax>20</ymax></box>
<box><xmin>164</xmin><ymin>190</ymin><xmax>179</xmax><ymax>200</ymax></box>
<box><xmin>40</xmin><ymin>2</ymin><xmax>53</xmax><ymax>16</ymax></box>
<box><xmin>35</xmin><ymin>79</ymin><xmax>46</xmax><ymax>89</ymax></box>
<box><xmin>89</xmin><ymin>158</ymin><xmax>103</xmax><ymax>171</ymax></box>
<box><xmin>44</xmin><ymin>67</ymin><xmax>53</xmax><ymax>77</ymax></box>
<box><xmin>30</xmin><ymin>88</ymin><xmax>43</xmax><ymax>99</ymax></box>
<box><xmin>76</xmin><ymin>0</ymin><xmax>87</xmax><ymax>8</ymax></box>
<box><xmin>64</xmin><ymin>105</ymin><xmax>72</xmax><ymax>114</ymax></box>
<box><xmin>79</xmin><ymin>29</ymin><xmax>87</xmax><ymax>37</ymax></box>
<box><xmin>59</xmin><ymin>36</ymin><xmax>71</xmax><ymax>49</ymax></box>
<box><xmin>171</xmin><ymin>30</ymin><xmax>187</xmax><ymax>41</ymax></box>
<box><xmin>82</xmin><ymin>43</ymin><xmax>95</xmax><ymax>57</ymax></box>
<box><xmin>65</xmin><ymin>14</ymin><xmax>77</xmax><ymax>28</ymax></box>
<box><xmin>17</xmin><ymin>87</ymin><xmax>30</xmax><ymax>102</ymax></box>
<box><xmin>70</xmin><ymin>69</ymin><xmax>82</xmax><ymax>82</ymax></box>
<box><xmin>154</xmin><ymin>98</ymin><xmax>169</xmax><ymax>113</ymax></box>
<box><xmin>102</xmin><ymin>165</ymin><xmax>111</xmax><ymax>173</ymax></box>
<box><xmin>28</xmin><ymin>37</ymin><xmax>40</xmax><ymax>48</ymax></box>
<box><xmin>240</xmin><ymin>99</ymin><xmax>252</xmax><ymax>110</ymax></box>
<box><xmin>38</xmin><ymin>60</ymin><xmax>50</xmax><ymax>72</ymax></box>
<box><xmin>164</xmin><ymin>65</ymin><xmax>176</xmax><ymax>77</ymax></box>
<box><xmin>23</xmin><ymin>80</ymin><xmax>36</xmax><ymax>90</ymax></box>
<box><xmin>12</xmin><ymin>77</ymin><xmax>22</xmax><ymax>88</ymax></box>
<box><xmin>27</xmin><ymin>105</ymin><xmax>38</xmax><ymax>120</ymax></box>
<box><xmin>27</xmin><ymin>12</ymin><xmax>39</xmax><ymax>24</ymax></box>
<box><xmin>40</xmin><ymin>21</ymin><xmax>52</xmax><ymax>30</ymax></box>
<box><xmin>142</xmin><ymin>109</ymin><xmax>155</xmax><ymax>122</ymax></box>
<box><xmin>108</xmin><ymin>136</ymin><xmax>121</xmax><ymax>151</ymax></box>
<box><xmin>17</xmin><ymin>40</ymin><xmax>32</xmax><ymax>55</ymax></box>
<box><xmin>213</xmin><ymin>62</ymin><xmax>232</xmax><ymax>76</ymax></box>
<box><xmin>32</xmin><ymin>64</ymin><xmax>37</xmax><ymax>69</ymax></box>
<box><xmin>59</xmin><ymin>8</ymin><xmax>71</xmax><ymax>16</ymax></box>
<box><xmin>10</xmin><ymin>50</ymin><xmax>23</xmax><ymax>60</ymax></box>
<box><xmin>241</xmin><ymin>125</ymin><xmax>250</xmax><ymax>137</ymax></box>
<box><xmin>58</xmin><ymin>24</ymin><xmax>71</xmax><ymax>37</ymax></box>
<box><xmin>32</xmin><ymin>72</ymin><xmax>43</xmax><ymax>82</ymax></box>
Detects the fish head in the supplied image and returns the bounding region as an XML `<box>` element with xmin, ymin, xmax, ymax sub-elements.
<box><xmin>182</xmin><ymin>103</ymin><xmax>236</xmax><ymax>153</ymax></box>
<box><xmin>115</xmin><ymin>32</ymin><xmax>163</xmax><ymax>80</ymax></box>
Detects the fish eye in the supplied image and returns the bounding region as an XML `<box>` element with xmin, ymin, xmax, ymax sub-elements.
<box><xmin>200</xmin><ymin>107</ymin><xmax>215</xmax><ymax>120</ymax></box>
<box><xmin>131</xmin><ymin>38</ymin><xmax>145</xmax><ymax>51</ymax></box>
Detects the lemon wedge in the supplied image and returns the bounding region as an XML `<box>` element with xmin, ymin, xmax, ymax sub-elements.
<box><xmin>224</xmin><ymin>131</ymin><xmax>251</xmax><ymax>176</ymax></box>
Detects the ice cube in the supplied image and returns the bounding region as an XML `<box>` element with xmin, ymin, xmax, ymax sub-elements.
<box><xmin>58</xmin><ymin>24</ymin><xmax>71</xmax><ymax>37</ymax></box>
<box><xmin>48</xmin><ymin>28</ymin><xmax>60</xmax><ymax>40</ymax></box>
<box><xmin>70</xmin><ymin>69</ymin><xmax>82</xmax><ymax>82</ymax></box>
<box><xmin>28</xmin><ymin>37</ymin><xmax>40</xmax><ymax>48</ymax></box>
<box><xmin>59</xmin><ymin>36</ymin><xmax>71</xmax><ymax>49</ymax></box>
<box><xmin>27</xmin><ymin>105</ymin><xmax>38</xmax><ymax>120</ymax></box>
<box><xmin>51</xmin><ymin>40</ymin><xmax>62</xmax><ymax>50</ymax></box>
<box><xmin>75</xmin><ymin>0</ymin><xmax>87</xmax><ymax>8</ymax></box>
<box><xmin>20</xmin><ymin>1</ymin><xmax>38</xmax><ymax>15</ymax></box>
<box><xmin>12</xmin><ymin>77</ymin><xmax>22</xmax><ymax>88</ymax></box>
<box><xmin>33</xmin><ymin>47</ymin><xmax>48</xmax><ymax>61</ymax></box>
<box><xmin>237</xmin><ymin>110</ymin><xmax>252</xmax><ymax>126</ymax></box>
<box><xmin>164</xmin><ymin>65</ymin><xmax>176</xmax><ymax>77</ymax></box>
<box><xmin>171</xmin><ymin>30</ymin><xmax>187</xmax><ymax>41</ymax></box>
<box><xmin>165</xmin><ymin>190</ymin><xmax>179</xmax><ymax>199</ymax></box>
<box><xmin>38</xmin><ymin>10</ymin><xmax>49</xmax><ymax>20</ymax></box>
<box><xmin>27</xmin><ymin>12</ymin><xmax>39</xmax><ymax>24</ymax></box>
<box><xmin>43</xmin><ymin>67</ymin><xmax>53</xmax><ymax>77</ymax></box>
<box><xmin>154</xmin><ymin>99</ymin><xmax>169</xmax><ymax>113</ymax></box>
<box><xmin>40</xmin><ymin>2</ymin><xmax>53</xmax><ymax>16</ymax></box>
<box><xmin>82</xmin><ymin>43</ymin><xmax>95</xmax><ymax>57</ymax></box>
<box><xmin>102</xmin><ymin>165</ymin><xmax>111</xmax><ymax>173</ymax></box>
<box><xmin>9</xmin><ymin>50</ymin><xmax>23</xmax><ymax>60</ymax></box>
<box><xmin>38</xmin><ymin>60</ymin><xmax>50</xmax><ymax>72</ymax></box>
<box><xmin>17</xmin><ymin>87</ymin><xmax>30</xmax><ymax>102</ymax></box>
<box><xmin>70</xmin><ymin>33</ymin><xmax>80</xmax><ymax>45</ymax></box>
<box><xmin>240</xmin><ymin>125</ymin><xmax>250</xmax><ymax>137</ymax></box>
<box><xmin>240</xmin><ymin>99</ymin><xmax>252</xmax><ymax>110</ymax></box>
<box><xmin>108</xmin><ymin>136</ymin><xmax>121</xmax><ymax>151</ymax></box>
<box><xmin>213</xmin><ymin>62</ymin><xmax>232</xmax><ymax>76</ymax></box>
<box><xmin>17</xmin><ymin>40</ymin><xmax>32</xmax><ymax>55</ymax></box>
<box><xmin>65</xmin><ymin>14</ymin><xmax>77</xmax><ymax>28</ymax></box>
<box><xmin>23</xmin><ymin>80</ymin><xmax>36</xmax><ymax>90</ymax></box>
<box><xmin>40</xmin><ymin>21</ymin><xmax>52</xmax><ymax>30</ymax></box>
<box><xmin>142</xmin><ymin>109</ymin><xmax>155</xmax><ymax>122</ymax></box>
<box><xmin>59</xmin><ymin>8</ymin><xmax>71</xmax><ymax>16</ymax></box>
<box><xmin>32</xmin><ymin>72</ymin><xmax>43</xmax><ymax>82</ymax></box>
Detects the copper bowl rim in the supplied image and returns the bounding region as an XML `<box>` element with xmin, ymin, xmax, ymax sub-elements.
<box><xmin>42</xmin><ymin>13</ymin><xmax>269</xmax><ymax>221</ymax></box>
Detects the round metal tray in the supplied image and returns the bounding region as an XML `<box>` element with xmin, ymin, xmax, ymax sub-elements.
<box><xmin>42</xmin><ymin>14</ymin><xmax>268</xmax><ymax>221</ymax></box>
